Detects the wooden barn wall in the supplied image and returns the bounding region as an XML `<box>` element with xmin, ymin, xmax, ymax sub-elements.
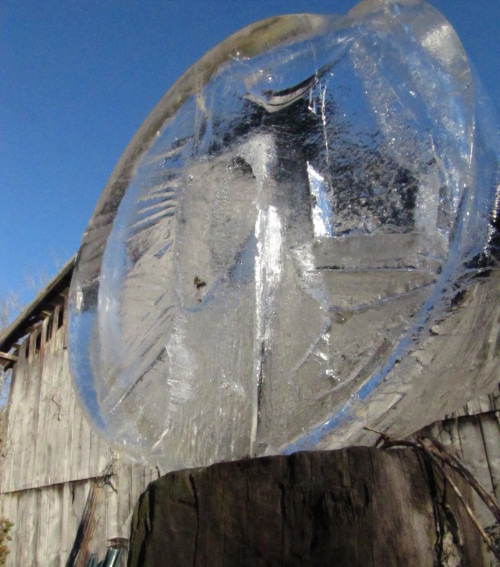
<box><xmin>0</xmin><ymin>460</ymin><xmax>156</xmax><ymax>566</ymax></box>
<box><xmin>411</xmin><ymin>385</ymin><xmax>500</xmax><ymax>530</ymax></box>
<box><xmin>0</xmin><ymin>303</ymin><xmax>112</xmax><ymax>492</ymax></box>
<box><xmin>0</xmin><ymin>302</ymin><xmax>156</xmax><ymax>566</ymax></box>
<box><xmin>0</xmin><ymin>295</ymin><xmax>497</xmax><ymax>565</ymax></box>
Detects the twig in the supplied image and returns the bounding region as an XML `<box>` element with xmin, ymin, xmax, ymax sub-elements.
<box><xmin>362</xmin><ymin>426</ymin><xmax>390</xmax><ymax>447</ymax></box>
<box><xmin>421</xmin><ymin>436</ymin><xmax>500</xmax><ymax>525</ymax></box>
<box><xmin>50</xmin><ymin>396</ymin><xmax>61</xmax><ymax>421</ymax></box>
<box><xmin>97</xmin><ymin>455</ymin><xmax>118</xmax><ymax>492</ymax></box>
<box><xmin>418</xmin><ymin>441</ymin><xmax>500</xmax><ymax>561</ymax></box>
<box><xmin>365</xmin><ymin>428</ymin><xmax>500</xmax><ymax>560</ymax></box>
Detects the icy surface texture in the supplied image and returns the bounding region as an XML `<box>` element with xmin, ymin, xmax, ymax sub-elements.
<box><xmin>69</xmin><ymin>0</ymin><xmax>499</xmax><ymax>468</ymax></box>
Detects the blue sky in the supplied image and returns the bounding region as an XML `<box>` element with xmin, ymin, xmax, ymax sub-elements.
<box><xmin>1</xmin><ymin>0</ymin><xmax>499</xmax><ymax>313</ymax></box>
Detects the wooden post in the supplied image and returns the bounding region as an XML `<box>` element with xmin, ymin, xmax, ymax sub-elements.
<box><xmin>128</xmin><ymin>447</ymin><xmax>487</xmax><ymax>566</ymax></box>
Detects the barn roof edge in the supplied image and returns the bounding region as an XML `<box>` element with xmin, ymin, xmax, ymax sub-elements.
<box><xmin>0</xmin><ymin>255</ymin><xmax>76</xmax><ymax>360</ymax></box>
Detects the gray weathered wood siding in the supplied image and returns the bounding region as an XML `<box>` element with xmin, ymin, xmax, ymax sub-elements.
<box><xmin>1</xmin><ymin>303</ymin><xmax>115</xmax><ymax>492</ymax></box>
<box><xmin>0</xmin><ymin>462</ymin><xmax>155</xmax><ymax>566</ymax></box>
<box><xmin>0</xmin><ymin>285</ymin><xmax>498</xmax><ymax>565</ymax></box>
<box><xmin>0</xmin><ymin>301</ymin><xmax>156</xmax><ymax>566</ymax></box>
<box><xmin>410</xmin><ymin>392</ymin><xmax>500</xmax><ymax>532</ymax></box>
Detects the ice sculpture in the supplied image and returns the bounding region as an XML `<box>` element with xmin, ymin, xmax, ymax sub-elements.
<box><xmin>69</xmin><ymin>0</ymin><xmax>499</xmax><ymax>468</ymax></box>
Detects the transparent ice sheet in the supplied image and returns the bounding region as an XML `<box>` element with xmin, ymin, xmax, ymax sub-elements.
<box><xmin>69</xmin><ymin>0</ymin><xmax>499</xmax><ymax>469</ymax></box>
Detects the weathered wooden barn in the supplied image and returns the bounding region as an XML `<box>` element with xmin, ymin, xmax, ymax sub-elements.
<box><xmin>0</xmin><ymin>259</ymin><xmax>156</xmax><ymax>566</ymax></box>
<box><xmin>0</xmin><ymin>258</ymin><xmax>498</xmax><ymax>565</ymax></box>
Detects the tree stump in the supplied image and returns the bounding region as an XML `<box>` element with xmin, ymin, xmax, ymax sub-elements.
<box><xmin>128</xmin><ymin>447</ymin><xmax>486</xmax><ymax>566</ymax></box>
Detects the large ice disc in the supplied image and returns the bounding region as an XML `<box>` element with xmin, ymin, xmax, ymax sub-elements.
<box><xmin>69</xmin><ymin>0</ymin><xmax>499</xmax><ymax>468</ymax></box>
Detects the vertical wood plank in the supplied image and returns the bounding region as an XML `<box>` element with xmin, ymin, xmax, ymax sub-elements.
<box><xmin>17</xmin><ymin>491</ymin><xmax>31</xmax><ymax>566</ymax></box>
<box><xmin>60</xmin><ymin>482</ymin><xmax>71</xmax><ymax>567</ymax></box>
<box><xmin>0</xmin><ymin>355</ymin><xmax>20</xmax><ymax>492</ymax></box>
<box><xmin>8</xmin><ymin>340</ymin><xmax>29</xmax><ymax>492</ymax></box>
<box><xmin>478</xmin><ymin>413</ymin><xmax>500</xmax><ymax>503</ymax></box>
<box><xmin>33</xmin><ymin>488</ymin><xmax>44</xmax><ymax>567</ymax></box>
<box><xmin>65</xmin><ymin>349</ymin><xmax>78</xmax><ymax>483</ymax></box>
<box><xmin>117</xmin><ymin>461</ymin><xmax>131</xmax><ymax>538</ymax></box>
<box><xmin>477</xmin><ymin>395</ymin><xmax>492</xmax><ymax>414</ymax></box>
<box><xmin>130</xmin><ymin>463</ymin><xmax>140</xmax><ymax>515</ymax></box>
<box><xmin>67</xmin><ymin>481</ymin><xmax>88</xmax><ymax>564</ymax></box>
<box><xmin>457</xmin><ymin>416</ymin><xmax>496</xmax><ymax>527</ymax></box>
<box><xmin>78</xmin><ymin>413</ymin><xmax>92</xmax><ymax>480</ymax></box>
<box><xmin>106</xmin><ymin>472</ymin><xmax>119</xmax><ymax>542</ymax></box>
<box><xmin>27</xmin><ymin>489</ymin><xmax>40</xmax><ymax>567</ymax></box>
<box><xmin>69</xmin><ymin>387</ymin><xmax>83</xmax><ymax>482</ymax></box>
<box><xmin>21</xmin><ymin>329</ymin><xmax>39</xmax><ymax>489</ymax></box>
<box><xmin>39</xmin><ymin>487</ymin><xmax>51</xmax><ymax>566</ymax></box>
<box><xmin>488</xmin><ymin>385</ymin><xmax>500</xmax><ymax>411</ymax></box>
<box><xmin>55</xmin><ymin>346</ymin><xmax>72</xmax><ymax>486</ymax></box>
<box><xmin>13</xmin><ymin>333</ymin><xmax>37</xmax><ymax>489</ymax></box>
<box><xmin>89</xmin><ymin>427</ymin><xmax>101</xmax><ymax>478</ymax></box>
<box><xmin>42</xmin><ymin>313</ymin><xmax>62</xmax><ymax>487</ymax></box>
<box><xmin>66</xmin><ymin>482</ymin><xmax>80</xmax><ymax>563</ymax></box>
<box><xmin>52</xmin><ymin>324</ymin><xmax>69</xmax><ymax>480</ymax></box>
<box><xmin>46</xmin><ymin>484</ymin><xmax>63</xmax><ymax>566</ymax></box>
<box><xmin>92</xmin><ymin>483</ymin><xmax>111</xmax><ymax>561</ymax></box>
<box><xmin>29</xmin><ymin>329</ymin><xmax>44</xmax><ymax>486</ymax></box>
<box><xmin>11</xmin><ymin>494</ymin><xmax>19</xmax><ymax>567</ymax></box>
<box><xmin>98</xmin><ymin>436</ymin><xmax>113</xmax><ymax>475</ymax></box>
<box><xmin>34</xmin><ymin>325</ymin><xmax>51</xmax><ymax>487</ymax></box>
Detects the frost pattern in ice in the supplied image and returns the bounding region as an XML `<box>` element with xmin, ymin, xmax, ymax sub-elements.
<box><xmin>69</xmin><ymin>0</ymin><xmax>499</xmax><ymax>468</ymax></box>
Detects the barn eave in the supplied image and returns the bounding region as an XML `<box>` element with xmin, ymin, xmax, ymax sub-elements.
<box><xmin>0</xmin><ymin>255</ymin><xmax>76</xmax><ymax>367</ymax></box>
